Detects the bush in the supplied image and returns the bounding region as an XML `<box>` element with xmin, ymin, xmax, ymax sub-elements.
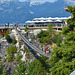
<box><xmin>5</xmin><ymin>34</ymin><xmax>11</xmax><ymax>42</ymax></box>
<box><xmin>39</xmin><ymin>37</ymin><xmax>50</xmax><ymax>43</ymax></box>
<box><xmin>6</xmin><ymin>28</ymin><xmax>10</xmax><ymax>34</ymax></box>
<box><xmin>16</xmin><ymin>51</ymin><xmax>22</xmax><ymax>62</ymax></box>
<box><xmin>3</xmin><ymin>58</ymin><xmax>6</xmax><ymax>62</ymax></box>
<box><xmin>7</xmin><ymin>55</ymin><xmax>14</xmax><ymax>62</ymax></box>
<box><xmin>37</xmin><ymin>30</ymin><xmax>48</xmax><ymax>38</ymax></box>
<box><xmin>0</xmin><ymin>56</ymin><xmax>2</xmax><ymax>59</ymax></box>
<box><xmin>6</xmin><ymin>45</ymin><xmax>17</xmax><ymax>62</ymax></box>
<box><xmin>62</xmin><ymin>27</ymin><xmax>70</xmax><ymax>35</ymax></box>
<box><xmin>25</xmin><ymin>25</ymin><xmax>28</xmax><ymax>32</ymax></box>
<box><xmin>53</xmin><ymin>35</ymin><xmax>62</xmax><ymax>46</ymax></box>
<box><xmin>12</xmin><ymin>38</ymin><xmax>17</xmax><ymax>45</ymax></box>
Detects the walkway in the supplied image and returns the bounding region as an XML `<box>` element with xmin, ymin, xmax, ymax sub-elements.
<box><xmin>15</xmin><ymin>28</ymin><xmax>50</xmax><ymax>58</ymax></box>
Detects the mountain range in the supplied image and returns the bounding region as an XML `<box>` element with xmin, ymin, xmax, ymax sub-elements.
<box><xmin>0</xmin><ymin>0</ymin><xmax>75</xmax><ymax>23</ymax></box>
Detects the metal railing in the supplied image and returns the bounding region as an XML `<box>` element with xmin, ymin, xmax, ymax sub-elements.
<box><xmin>28</xmin><ymin>24</ymin><xmax>65</xmax><ymax>28</ymax></box>
<box><xmin>0</xmin><ymin>23</ymin><xmax>65</xmax><ymax>29</ymax></box>
<box><xmin>0</xmin><ymin>24</ymin><xmax>24</xmax><ymax>28</ymax></box>
<box><xmin>15</xmin><ymin>27</ymin><xmax>50</xmax><ymax>58</ymax></box>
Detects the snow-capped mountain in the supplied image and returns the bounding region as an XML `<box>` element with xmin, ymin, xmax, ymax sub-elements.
<box><xmin>0</xmin><ymin>0</ymin><xmax>19</xmax><ymax>3</ymax></box>
<box><xmin>0</xmin><ymin>0</ymin><xmax>74</xmax><ymax>23</ymax></box>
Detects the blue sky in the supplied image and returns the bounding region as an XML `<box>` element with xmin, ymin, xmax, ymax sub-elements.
<box><xmin>19</xmin><ymin>0</ymin><xmax>56</xmax><ymax>2</ymax></box>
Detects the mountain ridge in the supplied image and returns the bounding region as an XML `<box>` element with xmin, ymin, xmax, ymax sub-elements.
<box><xmin>0</xmin><ymin>0</ymin><xmax>19</xmax><ymax>3</ymax></box>
<box><xmin>0</xmin><ymin>0</ymin><xmax>74</xmax><ymax>23</ymax></box>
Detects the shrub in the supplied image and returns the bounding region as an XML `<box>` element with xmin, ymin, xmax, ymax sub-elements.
<box><xmin>5</xmin><ymin>34</ymin><xmax>11</xmax><ymax>42</ymax></box>
<box><xmin>53</xmin><ymin>35</ymin><xmax>62</xmax><ymax>46</ymax></box>
<box><xmin>3</xmin><ymin>58</ymin><xmax>6</xmax><ymax>62</ymax></box>
<box><xmin>7</xmin><ymin>55</ymin><xmax>14</xmax><ymax>62</ymax></box>
<box><xmin>6</xmin><ymin>45</ymin><xmax>17</xmax><ymax>62</ymax></box>
<box><xmin>12</xmin><ymin>38</ymin><xmax>17</xmax><ymax>45</ymax></box>
<box><xmin>25</xmin><ymin>25</ymin><xmax>28</xmax><ymax>32</ymax></box>
<box><xmin>16</xmin><ymin>51</ymin><xmax>22</xmax><ymax>62</ymax></box>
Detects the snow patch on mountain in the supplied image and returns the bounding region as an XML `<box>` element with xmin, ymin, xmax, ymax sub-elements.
<box><xmin>16</xmin><ymin>6</ymin><xmax>22</xmax><ymax>9</ymax></box>
<box><xmin>29</xmin><ymin>10</ymin><xmax>34</xmax><ymax>14</ymax></box>
<box><xmin>0</xmin><ymin>0</ymin><xmax>19</xmax><ymax>3</ymax></box>
<box><xmin>30</xmin><ymin>1</ymin><xmax>46</xmax><ymax>6</ymax></box>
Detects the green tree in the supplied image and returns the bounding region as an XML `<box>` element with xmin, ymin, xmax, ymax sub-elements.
<box><xmin>12</xmin><ymin>38</ymin><xmax>17</xmax><ymax>45</ymax></box>
<box><xmin>6</xmin><ymin>45</ymin><xmax>17</xmax><ymax>62</ymax></box>
<box><xmin>66</xmin><ymin>6</ymin><xmax>75</xmax><ymax>18</ymax></box>
<box><xmin>6</xmin><ymin>45</ymin><xmax>17</xmax><ymax>54</ymax></box>
<box><xmin>5</xmin><ymin>29</ymin><xmax>12</xmax><ymax>42</ymax></box>
<box><xmin>6</xmin><ymin>28</ymin><xmax>10</xmax><ymax>34</ymax></box>
<box><xmin>47</xmin><ymin>6</ymin><xmax>75</xmax><ymax>75</ymax></box>
<box><xmin>25</xmin><ymin>25</ymin><xmax>28</xmax><ymax>32</ymax></box>
<box><xmin>27</xmin><ymin>59</ymin><xmax>46</xmax><ymax>75</ymax></box>
<box><xmin>0</xmin><ymin>62</ymin><xmax>3</xmax><ymax>75</ymax></box>
<box><xmin>13</xmin><ymin>61</ymin><xmax>26</xmax><ymax>75</ymax></box>
<box><xmin>37</xmin><ymin>30</ymin><xmax>50</xmax><ymax>43</ymax></box>
<box><xmin>53</xmin><ymin>34</ymin><xmax>62</xmax><ymax>46</ymax></box>
<box><xmin>5</xmin><ymin>34</ymin><xmax>11</xmax><ymax>42</ymax></box>
<box><xmin>39</xmin><ymin>36</ymin><xmax>51</xmax><ymax>43</ymax></box>
<box><xmin>47</xmin><ymin>24</ymin><xmax>55</xmax><ymax>40</ymax></box>
<box><xmin>16</xmin><ymin>51</ymin><xmax>22</xmax><ymax>62</ymax></box>
<box><xmin>37</xmin><ymin>30</ymin><xmax>48</xmax><ymax>38</ymax></box>
<box><xmin>37</xmin><ymin>24</ymin><xmax>62</xmax><ymax>44</ymax></box>
<box><xmin>2</xmin><ymin>68</ymin><xmax>7</xmax><ymax>75</ymax></box>
<box><xmin>64</xmin><ymin>6</ymin><xmax>75</xmax><ymax>31</ymax></box>
<box><xmin>62</xmin><ymin>26</ymin><xmax>70</xmax><ymax>35</ymax></box>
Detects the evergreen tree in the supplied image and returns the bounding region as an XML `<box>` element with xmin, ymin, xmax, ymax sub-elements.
<box><xmin>5</xmin><ymin>34</ymin><xmax>11</xmax><ymax>42</ymax></box>
<box><xmin>5</xmin><ymin>29</ymin><xmax>11</xmax><ymax>42</ymax></box>
<box><xmin>25</xmin><ymin>25</ymin><xmax>28</xmax><ymax>32</ymax></box>
<box><xmin>12</xmin><ymin>38</ymin><xmax>17</xmax><ymax>45</ymax></box>
<box><xmin>6</xmin><ymin>45</ymin><xmax>17</xmax><ymax>62</ymax></box>
<box><xmin>27</xmin><ymin>59</ymin><xmax>46</xmax><ymax>75</ymax></box>
<box><xmin>47</xmin><ymin>6</ymin><xmax>75</xmax><ymax>75</ymax></box>
<box><xmin>2</xmin><ymin>68</ymin><xmax>7</xmax><ymax>75</ymax></box>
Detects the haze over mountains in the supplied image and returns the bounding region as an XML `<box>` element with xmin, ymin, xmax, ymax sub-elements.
<box><xmin>0</xmin><ymin>0</ymin><xmax>74</xmax><ymax>23</ymax></box>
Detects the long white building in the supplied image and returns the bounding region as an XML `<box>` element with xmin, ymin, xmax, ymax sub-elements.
<box><xmin>26</xmin><ymin>17</ymin><xmax>71</xmax><ymax>30</ymax></box>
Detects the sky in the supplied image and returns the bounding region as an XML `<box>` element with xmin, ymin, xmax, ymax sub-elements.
<box><xmin>19</xmin><ymin>0</ymin><xmax>56</xmax><ymax>2</ymax></box>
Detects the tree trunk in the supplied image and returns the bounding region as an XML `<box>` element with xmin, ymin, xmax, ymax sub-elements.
<box><xmin>72</xmin><ymin>13</ymin><xmax>75</xmax><ymax>18</ymax></box>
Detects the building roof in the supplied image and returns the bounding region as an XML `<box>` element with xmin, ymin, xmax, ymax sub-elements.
<box><xmin>55</xmin><ymin>19</ymin><xmax>62</xmax><ymax>22</ymax></box>
<box><xmin>46</xmin><ymin>20</ymin><xmax>53</xmax><ymax>22</ymax></box>
<box><xmin>25</xmin><ymin>17</ymin><xmax>71</xmax><ymax>23</ymax></box>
